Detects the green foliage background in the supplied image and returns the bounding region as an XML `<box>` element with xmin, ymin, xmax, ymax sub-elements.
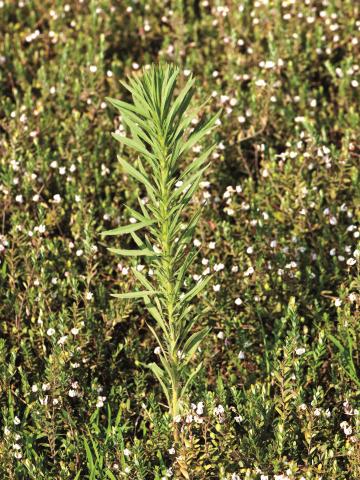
<box><xmin>0</xmin><ymin>1</ymin><xmax>359</xmax><ymax>479</ymax></box>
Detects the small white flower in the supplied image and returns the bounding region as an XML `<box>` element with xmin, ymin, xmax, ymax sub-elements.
<box><xmin>348</xmin><ymin>292</ymin><xmax>357</xmax><ymax>303</ymax></box>
<box><xmin>341</xmin><ymin>422</ymin><xmax>352</xmax><ymax>436</ymax></box>
<box><xmin>96</xmin><ymin>396</ymin><xmax>106</xmax><ymax>408</ymax></box>
<box><xmin>347</xmin><ymin>257</ymin><xmax>356</xmax><ymax>266</ymax></box>
<box><xmin>214</xmin><ymin>404</ymin><xmax>224</xmax><ymax>415</ymax></box>
<box><xmin>244</xmin><ymin>266</ymin><xmax>254</xmax><ymax>277</ymax></box>
<box><xmin>295</xmin><ymin>347</ymin><xmax>305</xmax><ymax>356</ymax></box>
<box><xmin>340</xmin><ymin>420</ymin><xmax>349</xmax><ymax>429</ymax></box>
<box><xmin>153</xmin><ymin>245</ymin><xmax>162</xmax><ymax>254</ymax></box>
<box><xmin>235</xmin><ymin>297</ymin><xmax>242</xmax><ymax>306</ymax></box>
<box><xmin>14</xmin><ymin>416</ymin><xmax>20</xmax><ymax>425</ymax></box>
<box><xmin>196</xmin><ymin>401</ymin><xmax>204</xmax><ymax>415</ymax></box>
<box><xmin>57</xmin><ymin>335</ymin><xmax>67</xmax><ymax>345</ymax></box>
<box><xmin>47</xmin><ymin>328</ymin><xmax>55</xmax><ymax>336</ymax></box>
<box><xmin>89</xmin><ymin>65</ymin><xmax>97</xmax><ymax>73</ymax></box>
<box><xmin>168</xmin><ymin>447</ymin><xmax>175</xmax><ymax>454</ymax></box>
<box><xmin>31</xmin><ymin>384</ymin><xmax>38</xmax><ymax>393</ymax></box>
<box><xmin>238</xmin><ymin>351</ymin><xmax>245</xmax><ymax>360</ymax></box>
<box><xmin>85</xmin><ymin>291</ymin><xmax>93</xmax><ymax>301</ymax></box>
<box><xmin>68</xmin><ymin>389</ymin><xmax>77</xmax><ymax>398</ymax></box>
<box><xmin>213</xmin><ymin>263</ymin><xmax>224</xmax><ymax>272</ymax></box>
<box><xmin>71</xmin><ymin>327</ymin><xmax>79</xmax><ymax>335</ymax></box>
<box><xmin>334</xmin><ymin>298</ymin><xmax>342</xmax><ymax>307</ymax></box>
<box><xmin>255</xmin><ymin>79</ymin><xmax>267</xmax><ymax>87</ymax></box>
<box><xmin>177</xmin><ymin>350</ymin><xmax>185</xmax><ymax>360</ymax></box>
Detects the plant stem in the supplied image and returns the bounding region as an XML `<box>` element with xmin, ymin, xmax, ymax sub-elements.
<box><xmin>158</xmin><ymin>135</ymin><xmax>181</xmax><ymax>431</ymax></box>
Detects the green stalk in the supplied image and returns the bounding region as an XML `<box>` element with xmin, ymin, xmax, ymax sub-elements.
<box><xmin>158</xmin><ymin>138</ymin><xmax>180</xmax><ymax>420</ymax></box>
<box><xmin>101</xmin><ymin>64</ymin><xmax>219</xmax><ymax>447</ymax></box>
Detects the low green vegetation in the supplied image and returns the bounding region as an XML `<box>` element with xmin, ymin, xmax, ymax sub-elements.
<box><xmin>0</xmin><ymin>1</ymin><xmax>359</xmax><ymax>479</ymax></box>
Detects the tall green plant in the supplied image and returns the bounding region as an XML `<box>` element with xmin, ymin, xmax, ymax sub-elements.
<box><xmin>101</xmin><ymin>64</ymin><xmax>218</xmax><ymax>438</ymax></box>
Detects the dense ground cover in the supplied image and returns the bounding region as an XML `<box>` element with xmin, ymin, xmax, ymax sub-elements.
<box><xmin>0</xmin><ymin>1</ymin><xmax>359</xmax><ymax>479</ymax></box>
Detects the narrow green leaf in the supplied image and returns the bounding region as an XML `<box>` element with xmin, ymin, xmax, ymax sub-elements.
<box><xmin>106</xmin><ymin>96</ymin><xmax>149</xmax><ymax>120</ymax></box>
<box><xmin>180</xmin><ymin>144</ymin><xmax>216</xmax><ymax>179</ymax></box>
<box><xmin>328</xmin><ymin>334</ymin><xmax>345</xmax><ymax>353</ymax></box>
<box><xmin>171</xmin><ymin>166</ymin><xmax>207</xmax><ymax>200</ymax></box>
<box><xmin>182</xmin><ymin>327</ymin><xmax>210</xmax><ymax>359</ymax></box>
<box><xmin>179</xmin><ymin>111</ymin><xmax>220</xmax><ymax>158</ymax></box>
<box><xmin>147</xmin><ymin>363</ymin><xmax>171</xmax><ymax>404</ymax></box>
<box><xmin>118</xmin><ymin>156</ymin><xmax>156</xmax><ymax>198</ymax></box>
<box><xmin>106</xmin><ymin>471</ymin><xmax>117</xmax><ymax>480</ymax></box>
<box><xmin>143</xmin><ymin>296</ymin><xmax>169</xmax><ymax>336</ymax></box>
<box><xmin>107</xmin><ymin>247</ymin><xmax>158</xmax><ymax>257</ymax></box>
<box><xmin>165</xmin><ymin>76</ymin><xmax>195</xmax><ymax>133</ymax></box>
<box><xmin>125</xmin><ymin>204</ymin><xmax>151</xmax><ymax>223</ymax></box>
<box><xmin>83</xmin><ymin>438</ymin><xmax>94</xmax><ymax>471</ymax></box>
<box><xmin>112</xmin><ymin>133</ymin><xmax>153</xmax><ymax>159</ymax></box>
<box><xmin>101</xmin><ymin>219</ymin><xmax>154</xmax><ymax>237</ymax></box>
<box><xmin>111</xmin><ymin>290</ymin><xmax>158</xmax><ymax>299</ymax></box>
<box><xmin>147</xmin><ymin>323</ymin><xmax>167</xmax><ymax>357</ymax></box>
<box><xmin>181</xmin><ymin>362</ymin><xmax>203</xmax><ymax>398</ymax></box>
<box><xmin>132</xmin><ymin>267</ymin><xmax>154</xmax><ymax>290</ymax></box>
<box><xmin>182</xmin><ymin>276</ymin><xmax>211</xmax><ymax>304</ymax></box>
